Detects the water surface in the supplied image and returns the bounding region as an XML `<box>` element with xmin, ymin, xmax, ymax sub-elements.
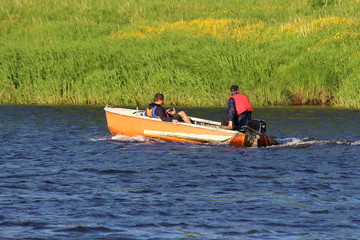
<box><xmin>1</xmin><ymin>105</ymin><xmax>359</xmax><ymax>239</ymax></box>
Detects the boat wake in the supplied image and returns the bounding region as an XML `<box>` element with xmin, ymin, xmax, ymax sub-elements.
<box><xmin>89</xmin><ymin>135</ymin><xmax>359</xmax><ymax>148</ymax></box>
<box><xmin>110</xmin><ymin>134</ymin><xmax>164</xmax><ymax>142</ymax></box>
<box><xmin>88</xmin><ymin>136</ymin><xmax>110</xmax><ymax>142</ymax></box>
<box><xmin>89</xmin><ymin>134</ymin><xmax>165</xmax><ymax>143</ymax></box>
<box><xmin>273</xmin><ymin>137</ymin><xmax>360</xmax><ymax>148</ymax></box>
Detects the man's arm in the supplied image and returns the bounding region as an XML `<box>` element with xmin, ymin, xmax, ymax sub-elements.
<box><xmin>228</xmin><ymin>98</ymin><xmax>236</xmax><ymax>121</ymax></box>
<box><xmin>155</xmin><ymin>106</ymin><xmax>173</xmax><ymax>122</ymax></box>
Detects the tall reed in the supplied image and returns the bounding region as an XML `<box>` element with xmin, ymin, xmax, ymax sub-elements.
<box><xmin>0</xmin><ymin>0</ymin><xmax>359</xmax><ymax>108</ymax></box>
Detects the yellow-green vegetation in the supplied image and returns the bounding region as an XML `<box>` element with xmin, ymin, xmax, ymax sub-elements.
<box><xmin>0</xmin><ymin>0</ymin><xmax>359</xmax><ymax>107</ymax></box>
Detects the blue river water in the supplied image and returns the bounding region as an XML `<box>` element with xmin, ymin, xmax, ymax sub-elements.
<box><xmin>0</xmin><ymin>105</ymin><xmax>359</xmax><ymax>240</ymax></box>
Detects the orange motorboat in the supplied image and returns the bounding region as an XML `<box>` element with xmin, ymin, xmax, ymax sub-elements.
<box><xmin>104</xmin><ymin>105</ymin><xmax>277</xmax><ymax>147</ymax></box>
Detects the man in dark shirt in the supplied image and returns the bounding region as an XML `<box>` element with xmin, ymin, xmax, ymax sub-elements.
<box><xmin>145</xmin><ymin>93</ymin><xmax>192</xmax><ymax>124</ymax></box>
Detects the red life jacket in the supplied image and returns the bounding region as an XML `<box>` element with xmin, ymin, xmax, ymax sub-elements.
<box><xmin>229</xmin><ymin>93</ymin><xmax>253</xmax><ymax>115</ymax></box>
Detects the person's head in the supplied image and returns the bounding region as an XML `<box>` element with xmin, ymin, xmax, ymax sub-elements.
<box><xmin>230</xmin><ymin>85</ymin><xmax>239</xmax><ymax>94</ymax></box>
<box><xmin>154</xmin><ymin>93</ymin><xmax>164</xmax><ymax>105</ymax></box>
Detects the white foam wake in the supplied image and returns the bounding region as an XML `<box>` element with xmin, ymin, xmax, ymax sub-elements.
<box><xmin>275</xmin><ymin>137</ymin><xmax>359</xmax><ymax>148</ymax></box>
<box><xmin>88</xmin><ymin>134</ymin><xmax>154</xmax><ymax>142</ymax></box>
<box><xmin>110</xmin><ymin>134</ymin><xmax>166</xmax><ymax>143</ymax></box>
<box><xmin>88</xmin><ymin>136</ymin><xmax>110</xmax><ymax>142</ymax></box>
<box><xmin>111</xmin><ymin>135</ymin><xmax>148</xmax><ymax>142</ymax></box>
<box><xmin>89</xmin><ymin>135</ymin><xmax>360</xmax><ymax>147</ymax></box>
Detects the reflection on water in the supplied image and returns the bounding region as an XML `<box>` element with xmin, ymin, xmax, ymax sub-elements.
<box><xmin>0</xmin><ymin>105</ymin><xmax>359</xmax><ymax>240</ymax></box>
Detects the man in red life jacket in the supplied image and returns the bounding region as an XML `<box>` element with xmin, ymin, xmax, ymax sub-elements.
<box><xmin>145</xmin><ymin>93</ymin><xmax>192</xmax><ymax>124</ymax></box>
<box><xmin>221</xmin><ymin>85</ymin><xmax>253</xmax><ymax>130</ymax></box>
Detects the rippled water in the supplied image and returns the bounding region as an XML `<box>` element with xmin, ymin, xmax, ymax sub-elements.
<box><xmin>1</xmin><ymin>105</ymin><xmax>359</xmax><ymax>240</ymax></box>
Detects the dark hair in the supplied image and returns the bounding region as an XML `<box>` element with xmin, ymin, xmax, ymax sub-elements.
<box><xmin>230</xmin><ymin>85</ymin><xmax>239</xmax><ymax>91</ymax></box>
<box><xmin>154</xmin><ymin>93</ymin><xmax>164</xmax><ymax>102</ymax></box>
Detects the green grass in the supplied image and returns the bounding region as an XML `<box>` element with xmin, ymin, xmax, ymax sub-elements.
<box><xmin>0</xmin><ymin>0</ymin><xmax>359</xmax><ymax>108</ymax></box>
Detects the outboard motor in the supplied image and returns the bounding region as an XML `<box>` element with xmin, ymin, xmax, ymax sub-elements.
<box><xmin>246</xmin><ymin>119</ymin><xmax>266</xmax><ymax>133</ymax></box>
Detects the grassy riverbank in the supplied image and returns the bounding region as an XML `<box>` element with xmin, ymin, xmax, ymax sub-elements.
<box><xmin>0</xmin><ymin>0</ymin><xmax>359</xmax><ymax>107</ymax></box>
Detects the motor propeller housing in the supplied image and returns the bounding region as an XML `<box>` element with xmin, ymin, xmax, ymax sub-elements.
<box><xmin>246</xmin><ymin>119</ymin><xmax>267</xmax><ymax>133</ymax></box>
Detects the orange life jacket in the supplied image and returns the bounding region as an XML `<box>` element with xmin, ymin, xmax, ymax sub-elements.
<box><xmin>145</xmin><ymin>105</ymin><xmax>169</xmax><ymax>118</ymax></box>
<box><xmin>229</xmin><ymin>93</ymin><xmax>253</xmax><ymax>115</ymax></box>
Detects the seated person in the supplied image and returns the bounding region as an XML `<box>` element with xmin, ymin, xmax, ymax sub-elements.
<box><xmin>145</xmin><ymin>93</ymin><xmax>192</xmax><ymax>124</ymax></box>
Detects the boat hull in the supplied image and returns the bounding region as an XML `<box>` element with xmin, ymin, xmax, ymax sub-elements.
<box><xmin>104</xmin><ymin>106</ymin><xmax>276</xmax><ymax>147</ymax></box>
